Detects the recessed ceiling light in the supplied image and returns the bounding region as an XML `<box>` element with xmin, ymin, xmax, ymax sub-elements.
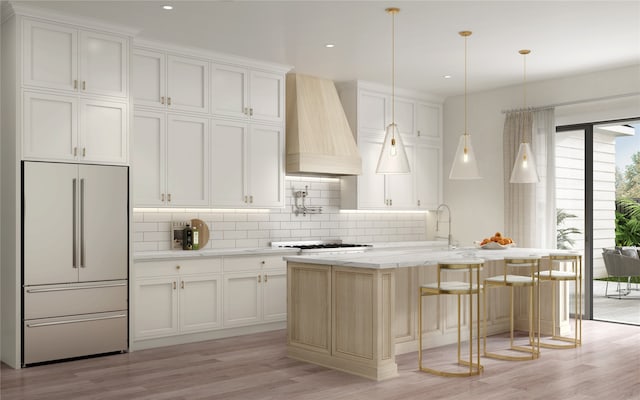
<box><xmin>443</xmin><ymin>75</ymin><xmax>452</xmax><ymax>79</ymax></box>
<box><xmin>325</xmin><ymin>44</ymin><xmax>336</xmax><ymax>48</ymax></box>
<box><xmin>162</xmin><ymin>5</ymin><xmax>173</xmax><ymax>10</ymax></box>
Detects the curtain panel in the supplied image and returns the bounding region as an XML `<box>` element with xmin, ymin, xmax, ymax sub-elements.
<box><xmin>503</xmin><ymin>109</ymin><xmax>556</xmax><ymax>248</ymax></box>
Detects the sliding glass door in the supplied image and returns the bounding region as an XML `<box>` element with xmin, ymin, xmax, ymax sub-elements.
<box><xmin>556</xmin><ymin>119</ymin><xmax>640</xmax><ymax>325</ymax></box>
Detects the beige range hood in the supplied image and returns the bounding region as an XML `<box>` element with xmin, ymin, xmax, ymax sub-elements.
<box><xmin>286</xmin><ymin>73</ymin><xmax>362</xmax><ymax>176</ymax></box>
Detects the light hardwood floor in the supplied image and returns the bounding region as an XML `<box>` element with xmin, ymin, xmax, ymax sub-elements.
<box><xmin>2</xmin><ymin>320</ymin><xmax>639</xmax><ymax>400</ymax></box>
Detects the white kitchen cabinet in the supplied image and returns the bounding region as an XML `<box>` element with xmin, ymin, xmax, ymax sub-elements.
<box><xmin>415</xmin><ymin>143</ymin><xmax>442</xmax><ymax>210</ymax></box>
<box><xmin>23</xmin><ymin>19</ymin><xmax>128</xmax><ymax>98</ymax></box>
<box><xmin>338</xmin><ymin>81</ymin><xmax>443</xmax><ymax>210</ymax></box>
<box><xmin>134</xmin><ymin>277</ymin><xmax>179</xmax><ymax>338</ymax></box>
<box><xmin>211</xmin><ymin>119</ymin><xmax>283</xmax><ymax>208</ymax></box>
<box><xmin>132</xmin><ymin>111</ymin><xmax>209</xmax><ymax>207</ymax></box>
<box><xmin>23</xmin><ymin>91</ymin><xmax>127</xmax><ymax>164</ymax></box>
<box><xmin>222</xmin><ymin>255</ymin><xmax>287</xmax><ymax>328</ymax></box>
<box><xmin>132</xmin><ymin>48</ymin><xmax>209</xmax><ymax>113</ymax></box>
<box><xmin>211</xmin><ymin>63</ymin><xmax>284</xmax><ymax>123</ymax></box>
<box><xmin>134</xmin><ymin>259</ymin><xmax>222</xmax><ymax>340</ymax></box>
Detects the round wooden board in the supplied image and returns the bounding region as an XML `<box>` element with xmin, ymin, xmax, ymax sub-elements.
<box><xmin>191</xmin><ymin>218</ymin><xmax>209</xmax><ymax>249</ymax></box>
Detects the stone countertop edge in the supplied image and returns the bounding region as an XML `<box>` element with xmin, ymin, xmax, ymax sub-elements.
<box><xmin>134</xmin><ymin>247</ymin><xmax>299</xmax><ymax>261</ymax></box>
<box><xmin>283</xmin><ymin>247</ymin><xmax>575</xmax><ymax>270</ymax></box>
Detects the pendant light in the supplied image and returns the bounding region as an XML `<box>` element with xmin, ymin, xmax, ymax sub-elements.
<box><xmin>376</xmin><ymin>7</ymin><xmax>410</xmax><ymax>174</ymax></box>
<box><xmin>509</xmin><ymin>49</ymin><xmax>540</xmax><ymax>183</ymax></box>
<box><xmin>449</xmin><ymin>31</ymin><xmax>481</xmax><ymax>179</ymax></box>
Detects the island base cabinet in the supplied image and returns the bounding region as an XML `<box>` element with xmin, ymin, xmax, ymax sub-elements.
<box><xmin>287</xmin><ymin>262</ymin><xmax>398</xmax><ymax>381</ymax></box>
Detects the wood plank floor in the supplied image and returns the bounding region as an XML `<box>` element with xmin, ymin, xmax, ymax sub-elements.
<box><xmin>2</xmin><ymin>320</ymin><xmax>639</xmax><ymax>400</ymax></box>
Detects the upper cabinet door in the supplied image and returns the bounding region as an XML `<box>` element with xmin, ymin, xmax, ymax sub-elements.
<box><xmin>385</xmin><ymin>143</ymin><xmax>415</xmax><ymax>209</ymax></box>
<box><xmin>415</xmin><ymin>144</ymin><xmax>441</xmax><ymax>210</ymax></box>
<box><xmin>166</xmin><ymin>114</ymin><xmax>210</xmax><ymax>207</ymax></box>
<box><xmin>79</xmin><ymin>99</ymin><xmax>128</xmax><ymax>164</ymax></box>
<box><xmin>78</xmin><ymin>31</ymin><xmax>128</xmax><ymax>98</ymax></box>
<box><xmin>247</xmin><ymin>124</ymin><xmax>283</xmax><ymax>207</ymax></box>
<box><xmin>395</xmin><ymin>97</ymin><xmax>415</xmax><ymax>138</ymax></box>
<box><xmin>133</xmin><ymin>111</ymin><xmax>167</xmax><ymax>207</ymax></box>
<box><xmin>23</xmin><ymin>20</ymin><xmax>78</xmax><ymax>92</ymax></box>
<box><xmin>356</xmin><ymin>138</ymin><xmax>386</xmax><ymax>209</ymax></box>
<box><xmin>211</xmin><ymin>63</ymin><xmax>248</xmax><ymax>119</ymax></box>
<box><xmin>211</xmin><ymin>120</ymin><xmax>246</xmax><ymax>207</ymax></box>
<box><xmin>132</xmin><ymin>48</ymin><xmax>166</xmax><ymax>108</ymax></box>
<box><xmin>167</xmin><ymin>55</ymin><xmax>209</xmax><ymax>113</ymax></box>
<box><xmin>23</xmin><ymin>91</ymin><xmax>78</xmax><ymax>161</ymax></box>
<box><xmin>358</xmin><ymin>90</ymin><xmax>387</xmax><ymax>133</ymax></box>
<box><xmin>416</xmin><ymin>102</ymin><xmax>441</xmax><ymax>140</ymax></box>
<box><xmin>249</xmin><ymin>71</ymin><xmax>283</xmax><ymax>123</ymax></box>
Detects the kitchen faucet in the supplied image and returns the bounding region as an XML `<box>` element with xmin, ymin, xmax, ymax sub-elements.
<box><xmin>435</xmin><ymin>203</ymin><xmax>452</xmax><ymax>248</ymax></box>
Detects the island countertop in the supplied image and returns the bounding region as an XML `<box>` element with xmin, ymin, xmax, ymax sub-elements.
<box><xmin>283</xmin><ymin>246</ymin><xmax>575</xmax><ymax>269</ymax></box>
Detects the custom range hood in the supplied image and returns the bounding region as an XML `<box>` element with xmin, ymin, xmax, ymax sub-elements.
<box><xmin>286</xmin><ymin>73</ymin><xmax>362</xmax><ymax>175</ymax></box>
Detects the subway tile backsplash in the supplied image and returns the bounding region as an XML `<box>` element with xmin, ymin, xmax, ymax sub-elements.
<box><xmin>133</xmin><ymin>177</ymin><xmax>427</xmax><ymax>252</ymax></box>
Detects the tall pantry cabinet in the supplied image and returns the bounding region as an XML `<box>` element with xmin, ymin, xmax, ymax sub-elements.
<box><xmin>1</xmin><ymin>3</ymin><xmax>134</xmax><ymax>368</ymax></box>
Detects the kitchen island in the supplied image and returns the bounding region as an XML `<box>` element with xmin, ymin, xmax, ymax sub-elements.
<box><xmin>284</xmin><ymin>246</ymin><xmax>577</xmax><ymax>380</ymax></box>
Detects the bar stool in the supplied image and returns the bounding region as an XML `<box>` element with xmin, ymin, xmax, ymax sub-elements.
<box><xmin>483</xmin><ymin>256</ymin><xmax>541</xmax><ymax>361</ymax></box>
<box><xmin>418</xmin><ymin>259</ymin><xmax>484</xmax><ymax>377</ymax></box>
<box><xmin>537</xmin><ymin>252</ymin><xmax>582</xmax><ymax>348</ymax></box>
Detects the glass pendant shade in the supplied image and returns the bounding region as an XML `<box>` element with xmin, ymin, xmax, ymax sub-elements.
<box><xmin>376</xmin><ymin>123</ymin><xmax>410</xmax><ymax>174</ymax></box>
<box><xmin>449</xmin><ymin>134</ymin><xmax>481</xmax><ymax>179</ymax></box>
<box><xmin>510</xmin><ymin>142</ymin><xmax>539</xmax><ymax>183</ymax></box>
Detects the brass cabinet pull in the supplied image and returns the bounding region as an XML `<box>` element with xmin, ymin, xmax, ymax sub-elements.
<box><xmin>173</xmin><ymin>281</ymin><xmax>176</xmax><ymax>290</ymax></box>
<box><xmin>167</xmin><ymin>97</ymin><xmax>172</xmax><ymax>106</ymax></box>
<box><xmin>167</xmin><ymin>193</ymin><xmax>172</xmax><ymax>202</ymax></box>
<box><xmin>417</xmin><ymin>200</ymin><xmax>421</xmax><ymax>206</ymax></box>
<box><xmin>417</xmin><ymin>130</ymin><xmax>421</xmax><ymax>136</ymax></box>
<box><xmin>73</xmin><ymin>147</ymin><xmax>78</xmax><ymax>157</ymax></box>
<box><xmin>257</xmin><ymin>275</ymin><xmax>261</xmax><ymax>283</ymax></box>
<box><xmin>82</xmin><ymin>147</ymin><xmax>86</xmax><ymax>157</ymax></box>
<box><xmin>181</xmin><ymin>281</ymin><xmax>184</xmax><ymax>289</ymax></box>
<box><xmin>74</xmin><ymin>80</ymin><xmax>78</xmax><ymax>90</ymax></box>
<box><xmin>264</xmin><ymin>274</ymin><xmax>268</xmax><ymax>283</ymax></box>
<box><xmin>249</xmin><ymin>108</ymin><xmax>254</xmax><ymax>116</ymax></box>
<box><xmin>389</xmin><ymin>199</ymin><xmax>393</xmax><ymax>206</ymax></box>
<box><xmin>249</xmin><ymin>195</ymin><xmax>253</xmax><ymax>204</ymax></box>
<box><xmin>244</xmin><ymin>195</ymin><xmax>248</xmax><ymax>203</ymax></box>
<box><xmin>82</xmin><ymin>81</ymin><xmax>86</xmax><ymax>90</ymax></box>
<box><xmin>161</xmin><ymin>96</ymin><xmax>165</xmax><ymax>105</ymax></box>
<box><xmin>244</xmin><ymin>107</ymin><xmax>249</xmax><ymax>115</ymax></box>
<box><xmin>161</xmin><ymin>193</ymin><xmax>165</xmax><ymax>202</ymax></box>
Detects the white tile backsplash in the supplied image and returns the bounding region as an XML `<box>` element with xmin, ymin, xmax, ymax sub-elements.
<box><xmin>133</xmin><ymin>177</ymin><xmax>427</xmax><ymax>252</ymax></box>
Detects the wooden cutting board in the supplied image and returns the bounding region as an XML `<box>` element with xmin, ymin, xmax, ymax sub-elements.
<box><xmin>190</xmin><ymin>218</ymin><xmax>209</xmax><ymax>250</ymax></box>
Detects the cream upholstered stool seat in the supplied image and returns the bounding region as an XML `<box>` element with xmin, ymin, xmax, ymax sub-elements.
<box><xmin>537</xmin><ymin>252</ymin><xmax>582</xmax><ymax>348</ymax></box>
<box><xmin>483</xmin><ymin>256</ymin><xmax>541</xmax><ymax>361</ymax></box>
<box><xmin>418</xmin><ymin>259</ymin><xmax>484</xmax><ymax>377</ymax></box>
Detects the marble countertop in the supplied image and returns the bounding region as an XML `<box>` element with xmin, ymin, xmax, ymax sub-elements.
<box><xmin>283</xmin><ymin>246</ymin><xmax>576</xmax><ymax>269</ymax></box>
<box><xmin>133</xmin><ymin>241</ymin><xmax>448</xmax><ymax>261</ymax></box>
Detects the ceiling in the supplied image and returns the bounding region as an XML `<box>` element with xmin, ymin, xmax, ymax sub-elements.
<box><xmin>20</xmin><ymin>1</ymin><xmax>640</xmax><ymax>98</ymax></box>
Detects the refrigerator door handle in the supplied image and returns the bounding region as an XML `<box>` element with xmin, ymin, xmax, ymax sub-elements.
<box><xmin>26</xmin><ymin>314</ymin><xmax>127</xmax><ymax>328</ymax></box>
<box><xmin>72</xmin><ymin>178</ymin><xmax>78</xmax><ymax>269</ymax></box>
<box><xmin>80</xmin><ymin>178</ymin><xmax>85</xmax><ymax>268</ymax></box>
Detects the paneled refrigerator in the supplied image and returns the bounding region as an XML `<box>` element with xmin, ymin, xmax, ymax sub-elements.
<box><xmin>22</xmin><ymin>161</ymin><xmax>128</xmax><ymax>365</ymax></box>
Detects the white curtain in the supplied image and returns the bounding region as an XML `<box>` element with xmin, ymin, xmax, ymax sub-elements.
<box><xmin>503</xmin><ymin>108</ymin><xmax>556</xmax><ymax>248</ymax></box>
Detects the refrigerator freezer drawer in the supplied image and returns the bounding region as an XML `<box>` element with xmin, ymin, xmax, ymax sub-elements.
<box><xmin>24</xmin><ymin>281</ymin><xmax>127</xmax><ymax>320</ymax></box>
<box><xmin>23</xmin><ymin>311</ymin><xmax>127</xmax><ymax>365</ymax></box>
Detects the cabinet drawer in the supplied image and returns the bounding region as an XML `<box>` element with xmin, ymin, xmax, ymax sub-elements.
<box><xmin>223</xmin><ymin>255</ymin><xmax>286</xmax><ymax>272</ymax></box>
<box><xmin>135</xmin><ymin>258</ymin><xmax>221</xmax><ymax>277</ymax></box>
<box><xmin>24</xmin><ymin>281</ymin><xmax>127</xmax><ymax>320</ymax></box>
<box><xmin>24</xmin><ymin>311</ymin><xmax>127</xmax><ymax>365</ymax></box>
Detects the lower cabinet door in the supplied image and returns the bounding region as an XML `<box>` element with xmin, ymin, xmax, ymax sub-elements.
<box><xmin>223</xmin><ymin>272</ymin><xmax>261</xmax><ymax>327</ymax></box>
<box><xmin>134</xmin><ymin>276</ymin><xmax>179</xmax><ymax>339</ymax></box>
<box><xmin>179</xmin><ymin>274</ymin><xmax>222</xmax><ymax>333</ymax></box>
<box><xmin>23</xmin><ymin>311</ymin><xmax>127</xmax><ymax>365</ymax></box>
<box><xmin>262</xmin><ymin>269</ymin><xmax>287</xmax><ymax>322</ymax></box>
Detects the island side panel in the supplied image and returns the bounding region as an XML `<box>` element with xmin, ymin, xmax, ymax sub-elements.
<box><xmin>287</xmin><ymin>262</ymin><xmax>331</xmax><ymax>354</ymax></box>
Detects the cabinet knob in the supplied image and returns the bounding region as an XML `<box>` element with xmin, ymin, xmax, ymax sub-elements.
<box><xmin>261</xmin><ymin>260</ymin><xmax>265</xmax><ymax>265</ymax></box>
<box><xmin>176</xmin><ymin>265</ymin><xmax>181</xmax><ymax>270</ymax></box>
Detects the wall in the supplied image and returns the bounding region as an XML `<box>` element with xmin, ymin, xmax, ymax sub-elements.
<box><xmin>133</xmin><ymin>176</ymin><xmax>428</xmax><ymax>252</ymax></box>
<box><xmin>443</xmin><ymin>65</ymin><xmax>640</xmax><ymax>246</ymax></box>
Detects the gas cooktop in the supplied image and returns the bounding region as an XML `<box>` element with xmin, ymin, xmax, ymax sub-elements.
<box><xmin>271</xmin><ymin>240</ymin><xmax>372</xmax><ymax>253</ymax></box>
